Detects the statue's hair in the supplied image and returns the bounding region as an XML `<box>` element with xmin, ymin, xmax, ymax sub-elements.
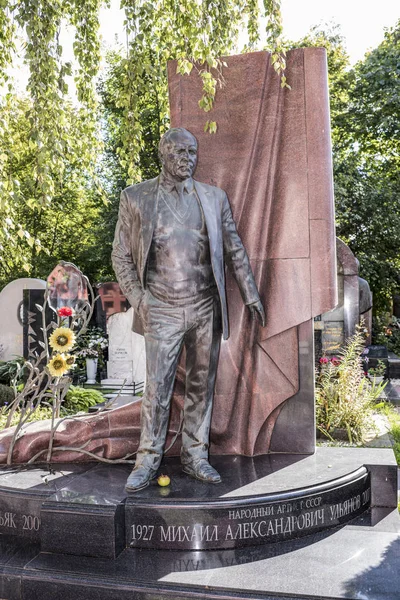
<box><xmin>158</xmin><ymin>128</ymin><xmax>197</xmax><ymax>160</ymax></box>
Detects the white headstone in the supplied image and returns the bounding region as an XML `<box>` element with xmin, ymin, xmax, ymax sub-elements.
<box><xmin>0</xmin><ymin>278</ymin><xmax>47</xmax><ymax>361</ymax></box>
<box><xmin>106</xmin><ymin>307</ymin><xmax>146</xmax><ymax>384</ymax></box>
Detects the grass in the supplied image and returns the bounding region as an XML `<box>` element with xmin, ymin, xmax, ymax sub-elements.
<box><xmin>375</xmin><ymin>402</ymin><xmax>400</xmax><ymax>465</ymax></box>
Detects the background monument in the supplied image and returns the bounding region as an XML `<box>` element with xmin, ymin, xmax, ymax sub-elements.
<box><xmin>315</xmin><ymin>237</ymin><xmax>373</xmax><ymax>357</ymax></box>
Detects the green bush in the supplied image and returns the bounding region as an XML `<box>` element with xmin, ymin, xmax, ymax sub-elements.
<box><xmin>0</xmin><ymin>384</ymin><xmax>14</xmax><ymax>407</ymax></box>
<box><xmin>316</xmin><ymin>327</ymin><xmax>386</xmax><ymax>444</ymax></box>
<box><xmin>0</xmin><ymin>406</ymin><xmax>54</xmax><ymax>429</ymax></box>
<box><xmin>64</xmin><ymin>386</ymin><xmax>105</xmax><ymax>413</ymax></box>
<box><xmin>0</xmin><ymin>358</ymin><xmax>26</xmax><ymax>386</ymax></box>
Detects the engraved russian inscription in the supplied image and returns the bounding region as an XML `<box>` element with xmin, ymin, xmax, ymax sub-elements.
<box><xmin>0</xmin><ymin>499</ymin><xmax>41</xmax><ymax>537</ymax></box>
<box><xmin>160</xmin><ymin>525</ymin><xmax>219</xmax><ymax>543</ymax></box>
<box><xmin>0</xmin><ymin>511</ymin><xmax>17</xmax><ymax>529</ymax></box>
<box><xmin>126</xmin><ymin>474</ymin><xmax>371</xmax><ymax>550</ymax></box>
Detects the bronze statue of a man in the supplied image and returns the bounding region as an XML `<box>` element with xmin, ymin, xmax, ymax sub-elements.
<box><xmin>112</xmin><ymin>128</ymin><xmax>265</xmax><ymax>492</ymax></box>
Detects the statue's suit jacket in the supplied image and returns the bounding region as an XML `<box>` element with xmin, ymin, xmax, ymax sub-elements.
<box><xmin>112</xmin><ymin>175</ymin><xmax>260</xmax><ymax>340</ymax></box>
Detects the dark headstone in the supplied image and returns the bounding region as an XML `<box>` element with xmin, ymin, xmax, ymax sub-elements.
<box><xmin>387</xmin><ymin>352</ymin><xmax>400</xmax><ymax>381</ymax></box>
<box><xmin>393</xmin><ymin>294</ymin><xmax>400</xmax><ymax>318</ymax></box>
<box><xmin>0</xmin><ymin>278</ymin><xmax>46</xmax><ymax>361</ymax></box>
<box><xmin>22</xmin><ymin>289</ymin><xmax>54</xmax><ymax>362</ymax></box>
<box><xmin>367</xmin><ymin>345</ymin><xmax>388</xmax><ymax>359</ymax></box>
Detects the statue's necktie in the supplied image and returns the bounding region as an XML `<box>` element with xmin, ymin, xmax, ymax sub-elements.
<box><xmin>174</xmin><ymin>182</ymin><xmax>190</xmax><ymax>220</ymax></box>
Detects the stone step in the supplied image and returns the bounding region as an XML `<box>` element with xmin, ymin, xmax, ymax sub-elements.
<box><xmin>0</xmin><ymin>448</ymin><xmax>397</xmax><ymax>558</ymax></box>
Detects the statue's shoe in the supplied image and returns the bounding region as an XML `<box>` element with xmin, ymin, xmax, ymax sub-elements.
<box><xmin>183</xmin><ymin>459</ymin><xmax>221</xmax><ymax>483</ymax></box>
<box><xmin>125</xmin><ymin>465</ymin><xmax>157</xmax><ymax>492</ymax></box>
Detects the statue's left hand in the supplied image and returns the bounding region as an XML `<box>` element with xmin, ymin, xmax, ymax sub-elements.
<box><xmin>248</xmin><ymin>300</ymin><xmax>266</xmax><ymax>327</ymax></box>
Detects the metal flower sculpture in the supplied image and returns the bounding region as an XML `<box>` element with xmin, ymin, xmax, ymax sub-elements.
<box><xmin>2</xmin><ymin>261</ymin><xmax>96</xmax><ymax>464</ymax></box>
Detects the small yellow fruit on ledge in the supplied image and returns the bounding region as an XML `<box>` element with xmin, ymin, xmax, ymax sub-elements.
<box><xmin>157</xmin><ymin>474</ymin><xmax>170</xmax><ymax>487</ymax></box>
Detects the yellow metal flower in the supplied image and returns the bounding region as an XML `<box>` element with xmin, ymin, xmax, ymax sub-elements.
<box><xmin>64</xmin><ymin>354</ymin><xmax>76</xmax><ymax>368</ymax></box>
<box><xmin>49</xmin><ymin>327</ymin><xmax>76</xmax><ymax>352</ymax></box>
<box><xmin>47</xmin><ymin>354</ymin><xmax>69</xmax><ymax>377</ymax></box>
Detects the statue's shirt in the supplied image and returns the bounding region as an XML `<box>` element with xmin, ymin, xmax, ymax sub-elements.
<box><xmin>146</xmin><ymin>179</ymin><xmax>216</xmax><ymax>304</ymax></box>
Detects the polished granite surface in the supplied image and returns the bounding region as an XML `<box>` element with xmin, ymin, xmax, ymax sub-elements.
<box><xmin>129</xmin><ymin>448</ymin><xmax>396</xmax><ymax>503</ymax></box>
<box><xmin>155</xmin><ymin>509</ymin><xmax>400</xmax><ymax>598</ymax></box>
<box><xmin>0</xmin><ymin>463</ymin><xmax>93</xmax><ymax>494</ymax></box>
<box><xmin>46</xmin><ymin>463</ymin><xmax>131</xmax><ymax>505</ymax></box>
<box><xmin>0</xmin><ymin>448</ymin><xmax>395</xmax><ymax>557</ymax></box>
<box><xmin>0</xmin><ymin>448</ymin><xmax>395</xmax><ymax>503</ymax></box>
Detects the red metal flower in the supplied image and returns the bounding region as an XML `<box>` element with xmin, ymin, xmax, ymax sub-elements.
<box><xmin>57</xmin><ymin>306</ymin><xmax>74</xmax><ymax>317</ymax></box>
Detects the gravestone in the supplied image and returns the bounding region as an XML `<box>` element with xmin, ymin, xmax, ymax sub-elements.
<box><xmin>97</xmin><ymin>282</ymin><xmax>130</xmax><ymax>319</ymax></box>
<box><xmin>392</xmin><ymin>294</ymin><xmax>400</xmax><ymax>318</ymax></box>
<box><xmin>0</xmin><ymin>278</ymin><xmax>46</xmax><ymax>362</ymax></box>
<box><xmin>103</xmin><ymin>308</ymin><xmax>146</xmax><ymax>386</ymax></box>
<box><xmin>23</xmin><ymin>263</ymin><xmax>89</xmax><ymax>363</ymax></box>
<box><xmin>365</xmin><ymin>344</ymin><xmax>389</xmax><ymax>377</ymax></box>
<box><xmin>317</xmin><ymin>238</ymin><xmax>372</xmax><ymax>356</ymax></box>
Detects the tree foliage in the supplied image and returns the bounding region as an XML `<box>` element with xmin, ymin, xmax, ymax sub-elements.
<box><xmin>0</xmin><ymin>95</ymin><xmax>103</xmax><ymax>286</ymax></box>
<box><xmin>88</xmin><ymin>48</ymin><xmax>167</xmax><ymax>283</ymax></box>
<box><xmin>293</xmin><ymin>22</ymin><xmax>400</xmax><ymax>314</ymax></box>
<box><xmin>0</xmin><ymin>0</ymin><xmax>285</xmax><ymax>283</ymax></box>
<box><xmin>0</xmin><ymin>0</ymin><xmax>103</xmax><ymax>277</ymax></box>
<box><xmin>334</xmin><ymin>20</ymin><xmax>400</xmax><ymax>311</ymax></box>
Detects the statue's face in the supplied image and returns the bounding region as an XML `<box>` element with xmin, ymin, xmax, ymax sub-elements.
<box><xmin>161</xmin><ymin>131</ymin><xmax>198</xmax><ymax>181</ymax></box>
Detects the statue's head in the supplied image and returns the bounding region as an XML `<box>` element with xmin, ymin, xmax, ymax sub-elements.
<box><xmin>159</xmin><ymin>128</ymin><xmax>198</xmax><ymax>181</ymax></box>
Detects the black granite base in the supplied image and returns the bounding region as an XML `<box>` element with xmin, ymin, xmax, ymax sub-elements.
<box><xmin>0</xmin><ymin>506</ymin><xmax>398</xmax><ymax>599</ymax></box>
<box><xmin>388</xmin><ymin>352</ymin><xmax>400</xmax><ymax>380</ymax></box>
<box><xmin>0</xmin><ymin>449</ymin><xmax>396</xmax><ymax>557</ymax></box>
<box><xmin>40</xmin><ymin>464</ymin><xmax>128</xmax><ymax>558</ymax></box>
<box><xmin>0</xmin><ymin>463</ymin><xmax>92</xmax><ymax>542</ymax></box>
<box><xmin>126</xmin><ymin>466</ymin><xmax>370</xmax><ymax>550</ymax></box>
<box><xmin>0</xmin><ymin>448</ymin><xmax>397</xmax><ymax>599</ymax></box>
<box><xmin>383</xmin><ymin>379</ymin><xmax>400</xmax><ymax>406</ymax></box>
